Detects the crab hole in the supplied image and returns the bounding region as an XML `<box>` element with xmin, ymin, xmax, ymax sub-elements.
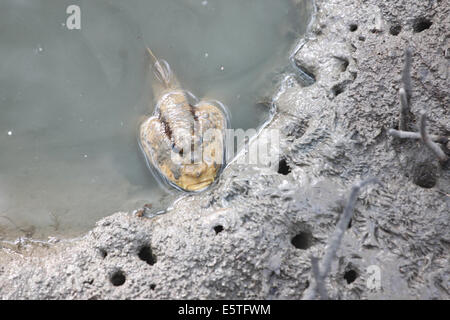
<box><xmin>278</xmin><ymin>158</ymin><xmax>291</xmax><ymax>175</ymax></box>
<box><xmin>291</xmin><ymin>230</ymin><xmax>313</xmax><ymax>250</ymax></box>
<box><xmin>138</xmin><ymin>245</ymin><xmax>157</xmax><ymax>266</ymax></box>
<box><xmin>214</xmin><ymin>225</ymin><xmax>224</xmax><ymax>234</ymax></box>
<box><xmin>413</xmin><ymin>162</ymin><xmax>437</xmax><ymax>189</ymax></box>
<box><xmin>110</xmin><ymin>270</ymin><xmax>126</xmax><ymax>286</ymax></box>
<box><xmin>98</xmin><ymin>248</ymin><xmax>107</xmax><ymax>259</ymax></box>
<box><xmin>413</xmin><ymin>17</ymin><xmax>432</xmax><ymax>33</ymax></box>
<box><xmin>389</xmin><ymin>25</ymin><xmax>402</xmax><ymax>36</ymax></box>
<box><xmin>344</xmin><ymin>269</ymin><xmax>358</xmax><ymax>284</ymax></box>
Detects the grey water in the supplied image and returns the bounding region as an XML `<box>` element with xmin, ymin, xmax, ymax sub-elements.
<box><xmin>0</xmin><ymin>0</ymin><xmax>312</xmax><ymax>240</ymax></box>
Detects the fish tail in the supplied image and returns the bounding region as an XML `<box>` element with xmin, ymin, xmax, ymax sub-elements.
<box><xmin>146</xmin><ymin>47</ymin><xmax>158</xmax><ymax>62</ymax></box>
<box><xmin>146</xmin><ymin>47</ymin><xmax>172</xmax><ymax>88</ymax></box>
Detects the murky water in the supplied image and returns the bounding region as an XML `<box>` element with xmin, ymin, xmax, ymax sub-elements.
<box><xmin>0</xmin><ymin>0</ymin><xmax>312</xmax><ymax>240</ymax></box>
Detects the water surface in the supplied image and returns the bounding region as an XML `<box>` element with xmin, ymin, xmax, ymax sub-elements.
<box><xmin>0</xmin><ymin>0</ymin><xmax>312</xmax><ymax>240</ymax></box>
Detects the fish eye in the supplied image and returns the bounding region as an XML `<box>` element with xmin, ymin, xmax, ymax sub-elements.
<box><xmin>172</xmin><ymin>143</ymin><xmax>184</xmax><ymax>156</ymax></box>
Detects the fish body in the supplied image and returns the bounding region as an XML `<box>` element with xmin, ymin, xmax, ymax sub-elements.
<box><xmin>139</xmin><ymin>48</ymin><xmax>229</xmax><ymax>192</ymax></box>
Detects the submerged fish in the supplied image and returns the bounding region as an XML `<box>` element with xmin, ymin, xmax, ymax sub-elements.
<box><xmin>139</xmin><ymin>48</ymin><xmax>229</xmax><ymax>192</ymax></box>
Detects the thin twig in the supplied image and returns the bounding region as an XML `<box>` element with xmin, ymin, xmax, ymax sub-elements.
<box><xmin>401</xmin><ymin>48</ymin><xmax>412</xmax><ymax>105</ymax></box>
<box><xmin>320</xmin><ymin>178</ymin><xmax>380</xmax><ymax>277</ymax></box>
<box><xmin>398</xmin><ymin>48</ymin><xmax>412</xmax><ymax>130</ymax></box>
<box><xmin>399</xmin><ymin>88</ymin><xmax>409</xmax><ymax>131</ymax></box>
<box><xmin>311</xmin><ymin>256</ymin><xmax>328</xmax><ymax>300</ymax></box>
<box><xmin>419</xmin><ymin>113</ymin><xmax>448</xmax><ymax>163</ymax></box>
<box><xmin>388</xmin><ymin>129</ymin><xmax>447</xmax><ymax>144</ymax></box>
<box><xmin>302</xmin><ymin>178</ymin><xmax>381</xmax><ymax>300</ymax></box>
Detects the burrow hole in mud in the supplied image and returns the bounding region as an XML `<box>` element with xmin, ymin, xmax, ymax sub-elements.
<box><xmin>347</xmin><ymin>218</ymin><xmax>352</xmax><ymax>229</ymax></box>
<box><xmin>110</xmin><ymin>270</ymin><xmax>126</xmax><ymax>286</ymax></box>
<box><xmin>278</xmin><ymin>158</ymin><xmax>291</xmax><ymax>175</ymax></box>
<box><xmin>150</xmin><ymin>284</ymin><xmax>156</xmax><ymax>290</ymax></box>
<box><xmin>337</xmin><ymin>57</ymin><xmax>349</xmax><ymax>73</ymax></box>
<box><xmin>389</xmin><ymin>24</ymin><xmax>402</xmax><ymax>36</ymax></box>
<box><xmin>331</xmin><ymin>83</ymin><xmax>346</xmax><ymax>97</ymax></box>
<box><xmin>138</xmin><ymin>245</ymin><xmax>157</xmax><ymax>266</ymax></box>
<box><xmin>291</xmin><ymin>230</ymin><xmax>313</xmax><ymax>250</ymax></box>
<box><xmin>98</xmin><ymin>248</ymin><xmax>107</xmax><ymax>259</ymax></box>
<box><xmin>344</xmin><ymin>269</ymin><xmax>358</xmax><ymax>284</ymax></box>
<box><xmin>413</xmin><ymin>163</ymin><xmax>437</xmax><ymax>189</ymax></box>
<box><xmin>413</xmin><ymin>17</ymin><xmax>432</xmax><ymax>33</ymax></box>
<box><xmin>214</xmin><ymin>225</ymin><xmax>224</xmax><ymax>234</ymax></box>
<box><xmin>349</xmin><ymin>24</ymin><xmax>358</xmax><ymax>32</ymax></box>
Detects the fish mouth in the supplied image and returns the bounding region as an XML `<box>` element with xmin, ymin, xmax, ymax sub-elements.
<box><xmin>158</xmin><ymin>161</ymin><xmax>219</xmax><ymax>192</ymax></box>
<box><xmin>183</xmin><ymin>178</ymin><xmax>216</xmax><ymax>192</ymax></box>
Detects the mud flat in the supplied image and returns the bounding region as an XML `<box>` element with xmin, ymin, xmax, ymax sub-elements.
<box><xmin>0</xmin><ymin>0</ymin><xmax>449</xmax><ymax>299</ymax></box>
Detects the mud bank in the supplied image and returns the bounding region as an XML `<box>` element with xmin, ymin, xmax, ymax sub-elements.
<box><xmin>0</xmin><ymin>0</ymin><xmax>448</xmax><ymax>299</ymax></box>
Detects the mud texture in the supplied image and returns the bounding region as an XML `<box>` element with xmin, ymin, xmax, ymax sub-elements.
<box><xmin>0</xmin><ymin>0</ymin><xmax>448</xmax><ymax>299</ymax></box>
